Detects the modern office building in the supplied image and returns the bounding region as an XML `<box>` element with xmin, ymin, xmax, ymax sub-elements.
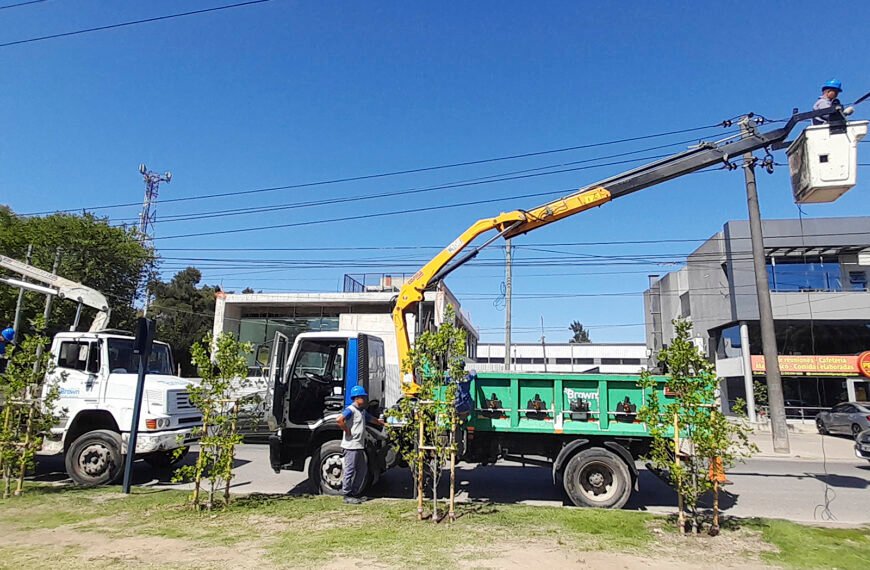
<box><xmin>474</xmin><ymin>342</ymin><xmax>647</xmax><ymax>374</ymax></box>
<box><xmin>644</xmin><ymin>217</ymin><xmax>870</xmax><ymax>419</ymax></box>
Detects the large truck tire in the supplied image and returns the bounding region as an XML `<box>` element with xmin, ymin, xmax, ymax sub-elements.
<box><xmin>144</xmin><ymin>446</ymin><xmax>189</xmax><ymax>469</ymax></box>
<box><xmin>65</xmin><ymin>429</ymin><xmax>124</xmax><ymax>487</ymax></box>
<box><xmin>561</xmin><ymin>447</ymin><xmax>632</xmax><ymax>509</ymax></box>
<box><xmin>309</xmin><ymin>440</ymin><xmax>374</xmax><ymax>496</ymax></box>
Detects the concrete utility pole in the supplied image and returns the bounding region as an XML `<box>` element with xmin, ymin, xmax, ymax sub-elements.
<box><xmin>504</xmin><ymin>239</ymin><xmax>512</xmax><ymax>370</ymax></box>
<box><xmin>138</xmin><ymin>164</ymin><xmax>171</xmax><ymax>316</ymax></box>
<box><xmin>740</xmin><ymin>117</ymin><xmax>789</xmax><ymax>453</ymax></box>
<box><xmin>540</xmin><ymin>315</ymin><xmax>548</xmax><ymax>373</ymax></box>
<box><xmin>11</xmin><ymin>244</ymin><xmax>32</xmax><ymax>342</ymax></box>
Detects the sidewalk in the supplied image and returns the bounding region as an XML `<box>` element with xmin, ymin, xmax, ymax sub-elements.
<box><xmin>749</xmin><ymin>430</ymin><xmax>858</xmax><ymax>462</ymax></box>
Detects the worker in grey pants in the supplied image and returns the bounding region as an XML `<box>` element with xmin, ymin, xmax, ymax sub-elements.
<box><xmin>336</xmin><ymin>385</ymin><xmax>384</xmax><ymax>504</ymax></box>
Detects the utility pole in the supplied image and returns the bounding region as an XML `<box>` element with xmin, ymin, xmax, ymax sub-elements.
<box><xmin>11</xmin><ymin>244</ymin><xmax>32</xmax><ymax>342</ymax></box>
<box><xmin>540</xmin><ymin>315</ymin><xmax>548</xmax><ymax>373</ymax></box>
<box><xmin>740</xmin><ymin>116</ymin><xmax>789</xmax><ymax>454</ymax></box>
<box><xmin>138</xmin><ymin>164</ymin><xmax>171</xmax><ymax>316</ymax></box>
<box><xmin>503</xmin><ymin>239</ymin><xmax>512</xmax><ymax>371</ymax></box>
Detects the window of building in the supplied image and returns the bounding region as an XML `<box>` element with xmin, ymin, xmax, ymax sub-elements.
<box><xmin>601</xmin><ymin>358</ymin><xmax>621</xmax><ymax>365</ymax></box>
<box><xmin>767</xmin><ymin>260</ymin><xmax>841</xmax><ymax>292</ymax></box>
<box><xmin>848</xmin><ymin>270</ymin><xmax>868</xmax><ymax>291</ymax></box>
<box><xmin>622</xmin><ymin>358</ymin><xmax>642</xmax><ymax>365</ymax></box>
<box><xmin>680</xmin><ymin>292</ymin><xmax>691</xmax><ymax>318</ymax></box>
<box><xmin>515</xmin><ymin>358</ymin><xmax>533</xmax><ymax>365</ymax></box>
<box><xmin>574</xmin><ymin>358</ymin><xmax>594</xmax><ymax>365</ymax></box>
<box><xmin>555</xmin><ymin>358</ymin><xmax>572</xmax><ymax>365</ymax></box>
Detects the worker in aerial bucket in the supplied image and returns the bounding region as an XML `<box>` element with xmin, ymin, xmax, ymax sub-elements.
<box><xmin>0</xmin><ymin>327</ymin><xmax>15</xmax><ymax>373</ymax></box>
<box><xmin>813</xmin><ymin>79</ymin><xmax>843</xmax><ymax>125</ymax></box>
<box><xmin>336</xmin><ymin>384</ymin><xmax>385</xmax><ymax>504</ymax></box>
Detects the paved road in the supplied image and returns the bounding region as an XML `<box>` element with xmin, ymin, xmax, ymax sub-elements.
<box><xmin>33</xmin><ymin>443</ymin><xmax>870</xmax><ymax>525</ymax></box>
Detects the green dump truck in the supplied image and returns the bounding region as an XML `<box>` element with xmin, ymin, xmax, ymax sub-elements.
<box><xmin>452</xmin><ymin>370</ymin><xmax>673</xmax><ymax>509</ymax></box>
<box><xmin>266</xmin><ymin>332</ymin><xmax>673</xmax><ymax>509</ymax></box>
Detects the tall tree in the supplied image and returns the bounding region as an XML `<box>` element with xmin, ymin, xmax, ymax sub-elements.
<box><xmin>148</xmin><ymin>268</ymin><xmax>216</xmax><ymax>376</ymax></box>
<box><xmin>0</xmin><ymin>206</ymin><xmax>154</xmax><ymax>335</ymax></box>
<box><xmin>568</xmin><ymin>320</ymin><xmax>591</xmax><ymax>343</ymax></box>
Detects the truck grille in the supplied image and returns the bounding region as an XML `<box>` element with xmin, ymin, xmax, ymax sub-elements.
<box><xmin>168</xmin><ymin>390</ymin><xmax>196</xmax><ymax>414</ymax></box>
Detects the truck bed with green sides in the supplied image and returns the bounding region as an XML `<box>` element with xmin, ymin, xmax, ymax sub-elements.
<box><xmin>465</xmin><ymin>371</ymin><xmax>675</xmax><ymax>438</ymax></box>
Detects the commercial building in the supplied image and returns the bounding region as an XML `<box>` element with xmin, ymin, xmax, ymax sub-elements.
<box><xmin>212</xmin><ymin>274</ymin><xmax>478</xmax><ymax>406</ymax></box>
<box><xmin>644</xmin><ymin>217</ymin><xmax>870</xmax><ymax>419</ymax></box>
<box><xmin>474</xmin><ymin>342</ymin><xmax>647</xmax><ymax>374</ymax></box>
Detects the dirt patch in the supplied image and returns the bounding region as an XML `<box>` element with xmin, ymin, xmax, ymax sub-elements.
<box><xmin>0</xmin><ymin>523</ymin><xmax>265</xmax><ymax>570</ymax></box>
<box><xmin>468</xmin><ymin>539</ymin><xmax>777</xmax><ymax>570</ymax></box>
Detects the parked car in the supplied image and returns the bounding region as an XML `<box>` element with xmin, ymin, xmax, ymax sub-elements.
<box><xmin>815</xmin><ymin>402</ymin><xmax>870</xmax><ymax>439</ymax></box>
<box><xmin>855</xmin><ymin>428</ymin><xmax>870</xmax><ymax>463</ymax></box>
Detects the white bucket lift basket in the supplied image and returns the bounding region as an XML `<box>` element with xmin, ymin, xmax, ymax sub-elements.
<box><xmin>787</xmin><ymin>120</ymin><xmax>867</xmax><ymax>203</ymax></box>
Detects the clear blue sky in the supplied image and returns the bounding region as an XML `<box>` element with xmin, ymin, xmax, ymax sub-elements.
<box><xmin>2</xmin><ymin>0</ymin><xmax>869</xmax><ymax>343</ymax></box>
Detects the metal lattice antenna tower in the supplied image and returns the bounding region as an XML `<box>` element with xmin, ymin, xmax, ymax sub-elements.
<box><xmin>137</xmin><ymin>163</ymin><xmax>172</xmax><ymax>247</ymax></box>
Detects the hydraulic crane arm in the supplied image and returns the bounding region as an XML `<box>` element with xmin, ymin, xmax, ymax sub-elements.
<box><xmin>392</xmin><ymin>105</ymin><xmax>853</xmax><ymax>384</ymax></box>
<box><xmin>0</xmin><ymin>254</ymin><xmax>111</xmax><ymax>332</ymax></box>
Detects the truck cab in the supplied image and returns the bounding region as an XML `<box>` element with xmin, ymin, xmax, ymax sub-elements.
<box><xmin>265</xmin><ymin>331</ymin><xmax>394</xmax><ymax>494</ymax></box>
<box><xmin>41</xmin><ymin>330</ymin><xmax>202</xmax><ymax>486</ymax></box>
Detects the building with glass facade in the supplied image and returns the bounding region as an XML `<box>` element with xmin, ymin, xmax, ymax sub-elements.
<box><xmin>644</xmin><ymin>217</ymin><xmax>870</xmax><ymax>420</ymax></box>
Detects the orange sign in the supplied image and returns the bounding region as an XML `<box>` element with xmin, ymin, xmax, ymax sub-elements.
<box><xmin>750</xmin><ymin>355</ymin><xmax>860</xmax><ymax>376</ymax></box>
<box><xmin>858</xmin><ymin>352</ymin><xmax>870</xmax><ymax>378</ymax></box>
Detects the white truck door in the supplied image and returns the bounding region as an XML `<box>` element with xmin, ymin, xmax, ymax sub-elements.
<box><xmin>264</xmin><ymin>331</ymin><xmax>290</xmax><ymax>431</ymax></box>
<box><xmin>54</xmin><ymin>339</ymin><xmax>101</xmax><ymax>405</ymax></box>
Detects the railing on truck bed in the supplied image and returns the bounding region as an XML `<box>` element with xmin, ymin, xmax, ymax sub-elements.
<box><xmin>466</xmin><ymin>372</ymin><xmax>676</xmax><ymax>437</ymax></box>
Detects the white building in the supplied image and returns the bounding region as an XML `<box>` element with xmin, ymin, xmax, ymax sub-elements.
<box><xmin>473</xmin><ymin>342</ymin><xmax>647</xmax><ymax>374</ymax></box>
<box><xmin>212</xmin><ymin>276</ymin><xmax>477</xmax><ymax>405</ymax></box>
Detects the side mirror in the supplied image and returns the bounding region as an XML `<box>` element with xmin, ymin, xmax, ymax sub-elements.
<box><xmin>255</xmin><ymin>344</ymin><xmax>271</xmax><ymax>368</ymax></box>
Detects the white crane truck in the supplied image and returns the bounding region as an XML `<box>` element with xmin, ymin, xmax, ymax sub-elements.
<box><xmin>1</xmin><ymin>254</ymin><xmax>201</xmax><ymax>486</ymax></box>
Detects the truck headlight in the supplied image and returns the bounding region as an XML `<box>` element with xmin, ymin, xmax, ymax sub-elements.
<box><xmin>158</xmin><ymin>418</ymin><xmax>170</xmax><ymax>428</ymax></box>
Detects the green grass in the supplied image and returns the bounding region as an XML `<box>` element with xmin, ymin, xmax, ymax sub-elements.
<box><xmin>1</xmin><ymin>484</ymin><xmax>868</xmax><ymax>569</ymax></box>
<box><xmin>747</xmin><ymin>519</ymin><xmax>870</xmax><ymax>570</ymax></box>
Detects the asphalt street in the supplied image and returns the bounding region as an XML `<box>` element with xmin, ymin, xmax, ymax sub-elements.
<box><xmin>33</xmin><ymin>442</ymin><xmax>870</xmax><ymax>525</ymax></box>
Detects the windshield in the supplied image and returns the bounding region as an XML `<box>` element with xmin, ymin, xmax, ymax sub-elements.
<box><xmin>107</xmin><ymin>338</ymin><xmax>174</xmax><ymax>375</ymax></box>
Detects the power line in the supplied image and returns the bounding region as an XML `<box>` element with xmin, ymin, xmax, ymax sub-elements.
<box><xmin>22</xmin><ymin>121</ymin><xmax>733</xmax><ymax>215</ymax></box>
<box><xmin>114</xmin><ymin>136</ymin><xmax>718</xmax><ymax>225</ymax></box>
<box><xmin>0</xmin><ymin>0</ymin><xmax>274</xmax><ymax>48</ymax></box>
<box><xmin>0</xmin><ymin>0</ymin><xmax>47</xmax><ymax>10</ymax></box>
<box><xmin>153</xmin><ymin>186</ymin><xmax>572</xmax><ymax>240</ymax></box>
<box><xmin>153</xmin><ymin>229</ymin><xmax>870</xmax><ymax>252</ymax></box>
<box><xmin>151</xmin><ymin>161</ymin><xmax>749</xmax><ymax>240</ymax></box>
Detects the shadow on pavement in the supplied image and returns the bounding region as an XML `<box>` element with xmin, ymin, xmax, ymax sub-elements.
<box><xmin>731</xmin><ymin>470</ymin><xmax>869</xmax><ymax>489</ymax></box>
<box><xmin>28</xmin><ymin>449</ymin><xmax>252</xmax><ymax>489</ymax></box>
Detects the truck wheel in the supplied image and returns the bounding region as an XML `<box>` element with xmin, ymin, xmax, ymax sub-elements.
<box><xmin>309</xmin><ymin>440</ymin><xmax>374</xmax><ymax>496</ymax></box>
<box><xmin>65</xmin><ymin>429</ymin><xmax>124</xmax><ymax>487</ymax></box>
<box><xmin>309</xmin><ymin>440</ymin><xmax>348</xmax><ymax>495</ymax></box>
<box><xmin>562</xmin><ymin>447</ymin><xmax>632</xmax><ymax>509</ymax></box>
<box><xmin>144</xmin><ymin>447</ymin><xmax>189</xmax><ymax>469</ymax></box>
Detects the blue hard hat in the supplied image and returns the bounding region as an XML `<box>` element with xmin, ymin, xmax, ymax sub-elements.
<box><xmin>349</xmin><ymin>385</ymin><xmax>368</xmax><ymax>399</ymax></box>
<box><xmin>822</xmin><ymin>79</ymin><xmax>842</xmax><ymax>92</ymax></box>
<box><xmin>1</xmin><ymin>327</ymin><xmax>14</xmax><ymax>342</ymax></box>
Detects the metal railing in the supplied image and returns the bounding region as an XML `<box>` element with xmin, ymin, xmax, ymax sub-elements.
<box><xmin>756</xmin><ymin>405</ymin><xmax>829</xmax><ymax>423</ymax></box>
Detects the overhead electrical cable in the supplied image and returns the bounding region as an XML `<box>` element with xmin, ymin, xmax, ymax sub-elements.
<box><xmin>113</xmin><ymin>134</ymin><xmax>730</xmax><ymax>225</ymax></box>
<box><xmin>22</xmin><ymin>121</ymin><xmax>736</xmax><ymax>215</ymax></box>
<box><xmin>0</xmin><ymin>0</ymin><xmax>274</xmax><ymax>48</ymax></box>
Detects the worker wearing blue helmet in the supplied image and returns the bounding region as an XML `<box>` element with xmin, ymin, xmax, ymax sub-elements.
<box><xmin>0</xmin><ymin>327</ymin><xmax>15</xmax><ymax>373</ymax></box>
<box><xmin>336</xmin><ymin>384</ymin><xmax>385</xmax><ymax>504</ymax></box>
<box><xmin>813</xmin><ymin>79</ymin><xmax>843</xmax><ymax>125</ymax></box>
